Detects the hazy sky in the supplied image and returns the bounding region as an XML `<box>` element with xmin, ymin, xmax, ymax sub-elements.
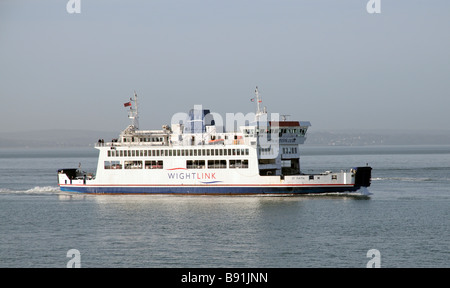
<box><xmin>1</xmin><ymin>0</ymin><xmax>449</xmax><ymax>134</ymax></box>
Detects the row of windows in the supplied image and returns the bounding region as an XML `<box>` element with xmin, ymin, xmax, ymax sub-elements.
<box><xmin>123</xmin><ymin>137</ymin><xmax>165</xmax><ymax>143</ymax></box>
<box><xmin>107</xmin><ymin>148</ymin><xmax>250</xmax><ymax>158</ymax></box>
<box><xmin>259</xmin><ymin>147</ymin><xmax>272</xmax><ymax>155</ymax></box>
<box><xmin>105</xmin><ymin>160</ymin><xmax>163</xmax><ymax>170</ymax></box>
<box><xmin>243</xmin><ymin>128</ymin><xmax>307</xmax><ymax>137</ymax></box>
<box><xmin>282</xmin><ymin>147</ymin><xmax>298</xmax><ymax>154</ymax></box>
<box><xmin>279</xmin><ymin>128</ymin><xmax>307</xmax><ymax>136</ymax></box>
<box><xmin>258</xmin><ymin>147</ymin><xmax>298</xmax><ymax>155</ymax></box>
<box><xmin>186</xmin><ymin>159</ymin><xmax>249</xmax><ymax>169</ymax></box>
<box><xmin>104</xmin><ymin>159</ymin><xmax>249</xmax><ymax>170</ymax></box>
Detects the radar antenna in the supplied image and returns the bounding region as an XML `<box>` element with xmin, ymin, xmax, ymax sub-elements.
<box><xmin>281</xmin><ymin>115</ymin><xmax>290</xmax><ymax>121</ymax></box>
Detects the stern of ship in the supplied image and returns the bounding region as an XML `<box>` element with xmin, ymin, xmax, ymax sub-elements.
<box><xmin>354</xmin><ymin>166</ymin><xmax>372</xmax><ymax>188</ymax></box>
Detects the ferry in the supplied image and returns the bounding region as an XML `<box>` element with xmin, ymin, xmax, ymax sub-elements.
<box><xmin>57</xmin><ymin>88</ymin><xmax>372</xmax><ymax>195</ymax></box>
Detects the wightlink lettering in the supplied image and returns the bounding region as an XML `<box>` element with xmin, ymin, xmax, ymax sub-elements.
<box><xmin>168</xmin><ymin>172</ymin><xmax>216</xmax><ymax>180</ymax></box>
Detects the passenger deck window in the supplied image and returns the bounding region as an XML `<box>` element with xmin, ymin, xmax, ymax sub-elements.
<box><xmin>187</xmin><ymin>160</ymin><xmax>205</xmax><ymax>169</ymax></box>
<box><xmin>104</xmin><ymin>161</ymin><xmax>122</xmax><ymax>169</ymax></box>
<box><xmin>124</xmin><ymin>160</ymin><xmax>142</xmax><ymax>169</ymax></box>
<box><xmin>145</xmin><ymin>160</ymin><xmax>163</xmax><ymax>169</ymax></box>
<box><xmin>229</xmin><ymin>160</ymin><xmax>248</xmax><ymax>169</ymax></box>
<box><xmin>208</xmin><ymin>160</ymin><xmax>227</xmax><ymax>169</ymax></box>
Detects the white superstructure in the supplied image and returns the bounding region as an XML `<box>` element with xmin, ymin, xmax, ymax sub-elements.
<box><xmin>58</xmin><ymin>88</ymin><xmax>371</xmax><ymax>195</ymax></box>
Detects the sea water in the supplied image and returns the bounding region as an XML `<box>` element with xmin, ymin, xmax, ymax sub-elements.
<box><xmin>0</xmin><ymin>146</ymin><xmax>448</xmax><ymax>267</ymax></box>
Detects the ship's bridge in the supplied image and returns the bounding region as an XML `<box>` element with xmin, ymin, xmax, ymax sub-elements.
<box><xmin>270</xmin><ymin>121</ymin><xmax>311</xmax><ymax>145</ymax></box>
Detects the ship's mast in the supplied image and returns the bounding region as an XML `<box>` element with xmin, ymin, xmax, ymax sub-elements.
<box><xmin>254</xmin><ymin>86</ymin><xmax>267</xmax><ymax>121</ymax></box>
<box><xmin>255</xmin><ymin>86</ymin><xmax>262</xmax><ymax>120</ymax></box>
<box><xmin>128</xmin><ymin>91</ymin><xmax>139</xmax><ymax>129</ymax></box>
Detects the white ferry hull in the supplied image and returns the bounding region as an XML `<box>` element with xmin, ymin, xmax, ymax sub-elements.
<box><xmin>57</xmin><ymin>89</ymin><xmax>372</xmax><ymax>196</ymax></box>
<box><xmin>58</xmin><ymin>167</ymin><xmax>372</xmax><ymax>195</ymax></box>
<box><xmin>59</xmin><ymin>184</ymin><xmax>364</xmax><ymax>195</ymax></box>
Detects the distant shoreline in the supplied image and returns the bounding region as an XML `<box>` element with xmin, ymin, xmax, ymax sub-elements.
<box><xmin>0</xmin><ymin>129</ymin><xmax>449</xmax><ymax>148</ymax></box>
<box><xmin>304</xmin><ymin>130</ymin><xmax>450</xmax><ymax>146</ymax></box>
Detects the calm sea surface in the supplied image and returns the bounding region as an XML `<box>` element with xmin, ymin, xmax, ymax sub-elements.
<box><xmin>0</xmin><ymin>145</ymin><xmax>448</xmax><ymax>268</ymax></box>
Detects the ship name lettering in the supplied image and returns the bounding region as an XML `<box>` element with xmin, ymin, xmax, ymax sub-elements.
<box><xmin>168</xmin><ymin>172</ymin><xmax>217</xmax><ymax>180</ymax></box>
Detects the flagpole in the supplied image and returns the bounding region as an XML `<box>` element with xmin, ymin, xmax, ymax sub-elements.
<box><xmin>132</xmin><ymin>91</ymin><xmax>139</xmax><ymax>129</ymax></box>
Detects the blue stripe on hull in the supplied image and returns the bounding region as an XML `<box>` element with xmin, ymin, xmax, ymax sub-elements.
<box><xmin>60</xmin><ymin>185</ymin><xmax>362</xmax><ymax>195</ymax></box>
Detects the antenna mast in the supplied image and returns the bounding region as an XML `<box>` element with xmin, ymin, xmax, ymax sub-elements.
<box><xmin>255</xmin><ymin>86</ymin><xmax>263</xmax><ymax>119</ymax></box>
<box><xmin>281</xmin><ymin>114</ymin><xmax>290</xmax><ymax>121</ymax></box>
<box><xmin>128</xmin><ymin>91</ymin><xmax>139</xmax><ymax>129</ymax></box>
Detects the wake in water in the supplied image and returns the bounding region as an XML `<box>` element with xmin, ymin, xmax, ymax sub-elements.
<box><xmin>0</xmin><ymin>186</ymin><xmax>373</xmax><ymax>198</ymax></box>
<box><xmin>289</xmin><ymin>187</ymin><xmax>372</xmax><ymax>198</ymax></box>
<box><xmin>357</xmin><ymin>186</ymin><xmax>372</xmax><ymax>196</ymax></box>
<box><xmin>372</xmin><ymin>177</ymin><xmax>435</xmax><ymax>182</ymax></box>
<box><xmin>0</xmin><ymin>186</ymin><xmax>61</xmax><ymax>195</ymax></box>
